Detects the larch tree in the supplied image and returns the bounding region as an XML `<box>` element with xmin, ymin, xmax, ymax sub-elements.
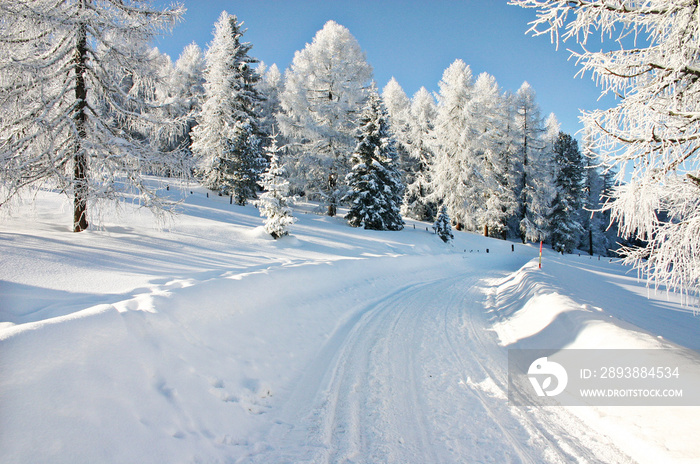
<box><xmin>278</xmin><ymin>20</ymin><xmax>373</xmax><ymax>216</ymax></box>
<box><xmin>257</xmin><ymin>62</ymin><xmax>284</xmax><ymax>144</ymax></box>
<box><xmin>403</xmin><ymin>87</ymin><xmax>437</xmax><ymax>221</ymax></box>
<box><xmin>171</xmin><ymin>43</ymin><xmax>205</xmax><ymax>157</ymax></box>
<box><xmin>0</xmin><ymin>0</ymin><xmax>186</xmax><ymax>232</ymax></box>
<box><xmin>473</xmin><ymin>73</ymin><xmax>518</xmax><ymax>239</ymax></box>
<box><xmin>512</xmin><ymin>0</ymin><xmax>700</xmax><ymax>302</ymax></box>
<box><xmin>430</xmin><ymin>59</ymin><xmax>482</xmax><ymax>231</ymax></box>
<box><xmin>582</xmin><ymin>151</ymin><xmax>610</xmax><ymax>256</ymax></box>
<box><xmin>382</xmin><ymin>77</ymin><xmax>413</xmax><ymax>179</ymax></box>
<box><xmin>191</xmin><ymin>11</ymin><xmax>266</xmax><ymax>204</ymax></box>
<box><xmin>513</xmin><ymin>82</ymin><xmax>548</xmax><ymax>242</ymax></box>
<box><xmin>344</xmin><ymin>88</ymin><xmax>404</xmax><ymax>231</ymax></box>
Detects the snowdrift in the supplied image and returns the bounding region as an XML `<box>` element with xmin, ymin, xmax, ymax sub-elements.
<box><xmin>490</xmin><ymin>257</ymin><xmax>700</xmax><ymax>463</ymax></box>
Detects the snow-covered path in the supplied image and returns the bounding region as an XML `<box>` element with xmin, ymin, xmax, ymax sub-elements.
<box><xmin>3</xmin><ymin>188</ymin><xmax>699</xmax><ymax>463</ymax></box>
<box><xmin>251</xmin><ymin>262</ymin><xmax>631</xmax><ymax>463</ymax></box>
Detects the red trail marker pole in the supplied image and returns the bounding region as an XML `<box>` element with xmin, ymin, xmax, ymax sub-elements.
<box><xmin>539</xmin><ymin>241</ymin><xmax>543</xmax><ymax>269</ymax></box>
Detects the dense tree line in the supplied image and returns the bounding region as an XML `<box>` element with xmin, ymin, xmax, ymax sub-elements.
<box><xmin>0</xmin><ymin>2</ymin><xmax>618</xmax><ymax>255</ymax></box>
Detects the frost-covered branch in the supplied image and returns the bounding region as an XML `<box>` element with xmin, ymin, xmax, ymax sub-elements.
<box><xmin>0</xmin><ymin>0</ymin><xmax>187</xmax><ymax>231</ymax></box>
<box><xmin>511</xmin><ymin>0</ymin><xmax>700</xmax><ymax>302</ymax></box>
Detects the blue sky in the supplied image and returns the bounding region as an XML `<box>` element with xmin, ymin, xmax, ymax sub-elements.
<box><xmin>154</xmin><ymin>0</ymin><xmax>611</xmax><ymax>138</ymax></box>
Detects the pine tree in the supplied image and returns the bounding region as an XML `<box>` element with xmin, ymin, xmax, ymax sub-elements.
<box><xmin>547</xmin><ymin>132</ymin><xmax>585</xmax><ymax>253</ymax></box>
<box><xmin>278</xmin><ymin>21</ymin><xmax>373</xmax><ymax>216</ymax></box>
<box><xmin>433</xmin><ymin>205</ymin><xmax>454</xmax><ymax>243</ymax></box>
<box><xmin>344</xmin><ymin>89</ymin><xmax>404</xmax><ymax>231</ymax></box>
<box><xmin>258</xmin><ymin>136</ymin><xmax>295</xmax><ymax>239</ymax></box>
<box><xmin>191</xmin><ymin>11</ymin><xmax>266</xmax><ymax>204</ymax></box>
<box><xmin>0</xmin><ymin>0</ymin><xmax>186</xmax><ymax>232</ymax></box>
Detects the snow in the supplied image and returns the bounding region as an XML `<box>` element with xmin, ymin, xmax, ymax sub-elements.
<box><xmin>2</xmin><ymin>182</ymin><xmax>700</xmax><ymax>463</ymax></box>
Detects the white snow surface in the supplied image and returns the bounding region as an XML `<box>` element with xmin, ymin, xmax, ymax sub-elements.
<box><xmin>2</xmin><ymin>181</ymin><xmax>700</xmax><ymax>463</ymax></box>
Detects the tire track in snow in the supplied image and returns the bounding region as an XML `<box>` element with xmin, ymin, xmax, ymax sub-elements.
<box><xmin>445</xmin><ymin>271</ymin><xmax>634</xmax><ymax>464</ymax></box>
<box><xmin>250</xmin><ymin>278</ymin><xmax>446</xmax><ymax>463</ymax></box>
<box><xmin>250</xmin><ymin>262</ymin><xmax>631</xmax><ymax>463</ymax></box>
<box><xmin>436</xmin><ymin>276</ymin><xmax>539</xmax><ymax>464</ymax></box>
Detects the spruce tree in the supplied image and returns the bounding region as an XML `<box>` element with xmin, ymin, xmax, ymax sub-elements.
<box><xmin>433</xmin><ymin>205</ymin><xmax>454</xmax><ymax>243</ymax></box>
<box><xmin>258</xmin><ymin>136</ymin><xmax>295</xmax><ymax>239</ymax></box>
<box><xmin>344</xmin><ymin>89</ymin><xmax>404</xmax><ymax>231</ymax></box>
<box><xmin>191</xmin><ymin>11</ymin><xmax>266</xmax><ymax>204</ymax></box>
<box><xmin>547</xmin><ymin>132</ymin><xmax>585</xmax><ymax>253</ymax></box>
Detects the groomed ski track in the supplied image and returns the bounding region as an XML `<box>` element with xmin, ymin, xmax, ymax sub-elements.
<box><xmin>248</xmin><ymin>256</ymin><xmax>632</xmax><ymax>464</ymax></box>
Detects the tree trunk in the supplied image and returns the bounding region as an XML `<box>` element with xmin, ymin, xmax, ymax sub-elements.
<box><xmin>73</xmin><ymin>18</ymin><xmax>89</xmax><ymax>232</ymax></box>
<box><xmin>327</xmin><ymin>170</ymin><xmax>337</xmax><ymax>217</ymax></box>
<box><xmin>519</xmin><ymin>107</ymin><xmax>528</xmax><ymax>244</ymax></box>
<box><xmin>484</xmin><ymin>224</ymin><xmax>488</xmax><ymax>237</ymax></box>
<box><xmin>588</xmin><ymin>228</ymin><xmax>593</xmax><ymax>256</ymax></box>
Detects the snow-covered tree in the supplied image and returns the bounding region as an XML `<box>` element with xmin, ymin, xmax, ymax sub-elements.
<box><xmin>513</xmin><ymin>82</ymin><xmax>549</xmax><ymax>242</ymax></box>
<box><xmin>512</xmin><ymin>0</ymin><xmax>700</xmax><ymax>301</ymax></box>
<box><xmin>382</xmin><ymin>77</ymin><xmax>413</xmax><ymax>175</ymax></box>
<box><xmin>430</xmin><ymin>59</ymin><xmax>483</xmax><ymax>230</ymax></box>
<box><xmin>469</xmin><ymin>72</ymin><xmax>518</xmax><ymax>238</ymax></box>
<box><xmin>581</xmin><ymin>150</ymin><xmax>610</xmax><ymax>256</ymax></box>
<box><xmin>258</xmin><ymin>136</ymin><xmax>295</xmax><ymax>239</ymax></box>
<box><xmin>547</xmin><ymin>132</ymin><xmax>585</xmax><ymax>253</ymax></box>
<box><xmin>191</xmin><ymin>11</ymin><xmax>266</xmax><ymax>204</ymax></box>
<box><xmin>257</xmin><ymin>62</ymin><xmax>283</xmax><ymax>145</ymax></box>
<box><xmin>344</xmin><ymin>88</ymin><xmax>404</xmax><ymax>231</ymax></box>
<box><xmin>278</xmin><ymin>20</ymin><xmax>373</xmax><ymax>216</ymax></box>
<box><xmin>403</xmin><ymin>87</ymin><xmax>437</xmax><ymax>221</ymax></box>
<box><xmin>0</xmin><ymin>0</ymin><xmax>186</xmax><ymax>232</ymax></box>
<box><xmin>171</xmin><ymin>43</ymin><xmax>205</xmax><ymax>155</ymax></box>
<box><xmin>433</xmin><ymin>205</ymin><xmax>454</xmax><ymax>243</ymax></box>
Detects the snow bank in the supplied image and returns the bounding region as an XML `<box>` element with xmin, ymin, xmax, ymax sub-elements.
<box><xmin>489</xmin><ymin>253</ymin><xmax>700</xmax><ymax>464</ymax></box>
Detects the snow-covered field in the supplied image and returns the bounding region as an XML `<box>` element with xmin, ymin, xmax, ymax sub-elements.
<box><xmin>2</xmin><ymin>182</ymin><xmax>699</xmax><ymax>463</ymax></box>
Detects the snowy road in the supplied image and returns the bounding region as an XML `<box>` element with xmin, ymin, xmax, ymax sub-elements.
<box><xmin>250</xmin><ymin>263</ymin><xmax>632</xmax><ymax>463</ymax></box>
<box><xmin>5</xmin><ymin>193</ymin><xmax>696</xmax><ymax>463</ymax></box>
